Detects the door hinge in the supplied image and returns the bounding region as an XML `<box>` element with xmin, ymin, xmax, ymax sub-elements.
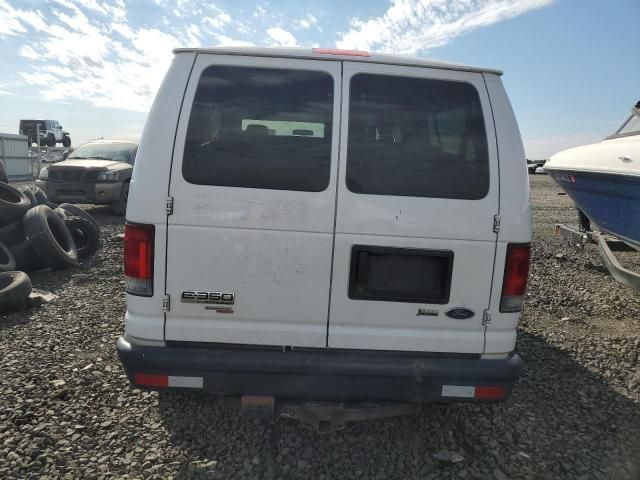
<box><xmin>166</xmin><ymin>196</ymin><xmax>174</xmax><ymax>215</ymax></box>
<box><xmin>162</xmin><ymin>294</ymin><xmax>170</xmax><ymax>312</ymax></box>
<box><xmin>482</xmin><ymin>310</ymin><xmax>492</xmax><ymax>326</ymax></box>
<box><xmin>492</xmin><ymin>214</ymin><xmax>501</xmax><ymax>233</ymax></box>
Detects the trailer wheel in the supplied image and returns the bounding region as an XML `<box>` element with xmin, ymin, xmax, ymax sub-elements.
<box><xmin>578</xmin><ymin>209</ymin><xmax>591</xmax><ymax>232</ymax></box>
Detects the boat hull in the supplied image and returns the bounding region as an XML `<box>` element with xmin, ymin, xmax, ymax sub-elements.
<box><xmin>549</xmin><ymin>171</ymin><xmax>640</xmax><ymax>248</ymax></box>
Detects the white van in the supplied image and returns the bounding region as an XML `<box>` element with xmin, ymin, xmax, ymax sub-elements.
<box><xmin>117</xmin><ymin>47</ymin><xmax>531</xmax><ymax>405</ymax></box>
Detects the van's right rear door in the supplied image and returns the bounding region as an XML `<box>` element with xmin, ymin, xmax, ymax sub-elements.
<box><xmin>327</xmin><ymin>62</ymin><xmax>500</xmax><ymax>353</ymax></box>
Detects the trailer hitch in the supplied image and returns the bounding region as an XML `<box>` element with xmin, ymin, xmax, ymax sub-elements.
<box><xmin>277</xmin><ymin>401</ymin><xmax>419</xmax><ymax>433</ymax></box>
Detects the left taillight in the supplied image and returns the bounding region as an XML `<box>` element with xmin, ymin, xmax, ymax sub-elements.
<box><xmin>499</xmin><ymin>243</ymin><xmax>531</xmax><ymax>312</ymax></box>
<box><xmin>124</xmin><ymin>222</ymin><xmax>154</xmax><ymax>297</ymax></box>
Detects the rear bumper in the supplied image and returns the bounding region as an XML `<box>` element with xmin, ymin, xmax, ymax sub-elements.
<box><xmin>36</xmin><ymin>180</ymin><xmax>122</xmax><ymax>204</ymax></box>
<box><xmin>117</xmin><ymin>336</ymin><xmax>522</xmax><ymax>403</ymax></box>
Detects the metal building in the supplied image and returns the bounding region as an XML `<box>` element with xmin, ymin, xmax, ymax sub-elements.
<box><xmin>0</xmin><ymin>133</ymin><xmax>31</xmax><ymax>181</ymax></box>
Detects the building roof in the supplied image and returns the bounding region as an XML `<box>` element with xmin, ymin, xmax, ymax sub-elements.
<box><xmin>173</xmin><ymin>46</ymin><xmax>503</xmax><ymax>76</ymax></box>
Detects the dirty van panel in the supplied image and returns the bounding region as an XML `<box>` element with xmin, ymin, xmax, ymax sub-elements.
<box><xmin>328</xmin><ymin>62</ymin><xmax>500</xmax><ymax>353</ymax></box>
<box><xmin>165</xmin><ymin>55</ymin><xmax>341</xmax><ymax>348</ymax></box>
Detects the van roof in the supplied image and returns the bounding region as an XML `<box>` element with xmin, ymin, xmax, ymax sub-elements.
<box><xmin>173</xmin><ymin>47</ymin><xmax>503</xmax><ymax>76</ymax></box>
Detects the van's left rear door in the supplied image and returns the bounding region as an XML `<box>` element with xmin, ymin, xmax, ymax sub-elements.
<box><xmin>164</xmin><ymin>55</ymin><xmax>341</xmax><ymax>348</ymax></box>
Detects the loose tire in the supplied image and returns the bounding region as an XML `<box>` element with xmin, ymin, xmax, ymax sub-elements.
<box><xmin>0</xmin><ymin>271</ymin><xmax>32</xmax><ymax>312</ymax></box>
<box><xmin>22</xmin><ymin>187</ymin><xmax>37</xmax><ymax>207</ymax></box>
<box><xmin>29</xmin><ymin>186</ymin><xmax>48</xmax><ymax>205</ymax></box>
<box><xmin>111</xmin><ymin>182</ymin><xmax>129</xmax><ymax>216</ymax></box>
<box><xmin>0</xmin><ymin>221</ymin><xmax>26</xmax><ymax>247</ymax></box>
<box><xmin>0</xmin><ymin>183</ymin><xmax>31</xmax><ymax>225</ymax></box>
<box><xmin>57</xmin><ymin>203</ymin><xmax>100</xmax><ymax>234</ymax></box>
<box><xmin>0</xmin><ymin>241</ymin><xmax>16</xmax><ymax>272</ymax></box>
<box><xmin>62</xmin><ymin>216</ymin><xmax>100</xmax><ymax>259</ymax></box>
<box><xmin>23</xmin><ymin>205</ymin><xmax>78</xmax><ymax>269</ymax></box>
<box><xmin>10</xmin><ymin>239</ymin><xmax>46</xmax><ymax>272</ymax></box>
<box><xmin>44</xmin><ymin>202</ymin><xmax>58</xmax><ymax>210</ymax></box>
<box><xmin>0</xmin><ymin>160</ymin><xmax>7</xmax><ymax>184</ymax></box>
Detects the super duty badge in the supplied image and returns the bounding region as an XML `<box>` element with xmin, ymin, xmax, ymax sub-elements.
<box><xmin>181</xmin><ymin>291</ymin><xmax>235</xmax><ymax>305</ymax></box>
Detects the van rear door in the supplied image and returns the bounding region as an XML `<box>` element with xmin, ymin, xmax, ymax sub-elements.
<box><xmin>164</xmin><ymin>55</ymin><xmax>341</xmax><ymax>348</ymax></box>
<box><xmin>327</xmin><ymin>62</ymin><xmax>500</xmax><ymax>353</ymax></box>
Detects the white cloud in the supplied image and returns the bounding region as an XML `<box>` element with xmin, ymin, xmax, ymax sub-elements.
<box><xmin>337</xmin><ymin>0</ymin><xmax>553</xmax><ymax>54</ymax></box>
<box><xmin>0</xmin><ymin>0</ymin><xmax>42</xmax><ymax>36</ymax></box>
<box><xmin>266</xmin><ymin>26</ymin><xmax>297</xmax><ymax>47</ymax></box>
<box><xmin>5</xmin><ymin>0</ymin><xmax>183</xmax><ymax>112</ymax></box>
<box><xmin>0</xmin><ymin>0</ymin><xmax>248</xmax><ymax>111</ymax></box>
<box><xmin>204</xmin><ymin>13</ymin><xmax>231</xmax><ymax>29</ymax></box>
<box><xmin>0</xmin><ymin>81</ymin><xmax>12</xmax><ymax>96</ymax></box>
<box><xmin>18</xmin><ymin>45</ymin><xmax>39</xmax><ymax>60</ymax></box>
<box><xmin>215</xmin><ymin>34</ymin><xmax>254</xmax><ymax>47</ymax></box>
<box><xmin>297</xmin><ymin>14</ymin><xmax>318</xmax><ymax>29</ymax></box>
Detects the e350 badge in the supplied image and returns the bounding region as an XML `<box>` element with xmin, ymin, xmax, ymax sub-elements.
<box><xmin>181</xmin><ymin>291</ymin><xmax>235</xmax><ymax>313</ymax></box>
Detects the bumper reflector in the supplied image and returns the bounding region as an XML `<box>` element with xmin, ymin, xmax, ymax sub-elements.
<box><xmin>474</xmin><ymin>386</ymin><xmax>507</xmax><ymax>400</ymax></box>
<box><xmin>441</xmin><ymin>385</ymin><xmax>474</xmax><ymax>398</ymax></box>
<box><xmin>134</xmin><ymin>373</ymin><xmax>203</xmax><ymax>389</ymax></box>
<box><xmin>441</xmin><ymin>385</ymin><xmax>507</xmax><ymax>400</ymax></box>
<box><xmin>134</xmin><ymin>373</ymin><xmax>168</xmax><ymax>387</ymax></box>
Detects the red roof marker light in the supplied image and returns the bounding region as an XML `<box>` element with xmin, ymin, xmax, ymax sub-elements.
<box><xmin>312</xmin><ymin>48</ymin><xmax>370</xmax><ymax>57</ymax></box>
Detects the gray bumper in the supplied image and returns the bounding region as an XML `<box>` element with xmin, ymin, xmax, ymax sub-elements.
<box><xmin>117</xmin><ymin>336</ymin><xmax>523</xmax><ymax>403</ymax></box>
<box><xmin>36</xmin><ymin>180</ymin><xmax>122</xmax><ymax>204</ymax></box>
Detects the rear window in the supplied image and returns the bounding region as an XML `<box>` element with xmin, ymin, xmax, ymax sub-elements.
<box><xmin>182</xmin><ymin>66</ymin><xmax>334</xmax><ymax>192</ymax></box>
<box><xmin>346</xmin><ymin>74</ymin><xmax>489</xmax><ymax>200</ymax></box>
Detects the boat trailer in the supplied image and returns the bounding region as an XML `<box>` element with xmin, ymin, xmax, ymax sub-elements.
<box><xmin>555</xmin><ymin>223</ymin><xmax>640</xmax><ymax>291</ymax></box>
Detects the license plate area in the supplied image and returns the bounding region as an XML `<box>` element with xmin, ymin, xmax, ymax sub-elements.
<box><xmin>348</xmin><ymin>245</ymin><xmax>453</xmax><ymax>304</ymax></box>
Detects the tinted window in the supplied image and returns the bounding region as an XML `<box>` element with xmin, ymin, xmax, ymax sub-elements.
<box><xmin>346</xmin><ymin>74</ymin><xmax>489</xmax><ymax>199</ymax></box>
<box><xmin>182</xmin><ymin>66</ymin><xmax>334</xmax><ymax>192</ymax></box>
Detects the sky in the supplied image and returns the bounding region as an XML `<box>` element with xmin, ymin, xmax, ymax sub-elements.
<box><xmin>0</xmin><ymin>0</ymin><xmax>638</xmax><ymax>159</ymax></box>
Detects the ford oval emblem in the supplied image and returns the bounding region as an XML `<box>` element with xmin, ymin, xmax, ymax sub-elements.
<box><xmin>445</xmin><ymin>307</ymin><xmax>475</xmax><ymax>320</ymax></box>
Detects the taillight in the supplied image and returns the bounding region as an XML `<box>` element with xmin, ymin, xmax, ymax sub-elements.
<box><xmin>124</xmin><ymin>222</ymin><xmax>154</xmax><ymax>296</ymax></box>
<box><xmin>500</xmin><ymin>243</ymin><xmax>530</xmax><ymax>312</ymax></box>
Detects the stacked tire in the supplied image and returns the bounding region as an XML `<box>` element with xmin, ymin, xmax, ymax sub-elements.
<box><xmin>0</xmin><ymin>182</ymin><xmax>101</xmax><ymax>313</ymax></box>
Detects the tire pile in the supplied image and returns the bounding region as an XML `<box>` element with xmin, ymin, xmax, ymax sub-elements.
<box><xmin>0</xmin><ymin>182</ymin><xmax>100</xmax><ymax>313</ymax></box>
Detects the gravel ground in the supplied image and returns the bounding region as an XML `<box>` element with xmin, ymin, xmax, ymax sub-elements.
<box><xmin>1</xmin><ymin>176</ymin><xmax>639</xmax><ymax>480</ymax></box>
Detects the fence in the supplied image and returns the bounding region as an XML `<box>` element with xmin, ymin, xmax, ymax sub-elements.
<box><xmin>0</xmin><ymin>133</ymin><xmax>31</xmax><ymax>180</ymax></box>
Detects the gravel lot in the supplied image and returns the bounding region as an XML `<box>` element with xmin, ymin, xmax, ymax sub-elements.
<box><xmin>1</xmin><ymin>175</ymin><xmax>639</xmax><ymax>479</ymax></box>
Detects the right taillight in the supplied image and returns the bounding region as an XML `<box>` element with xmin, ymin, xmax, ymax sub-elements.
<box><xmin>124</xmin><ymin>222</ymin><xmax>154</xmax><ymax>297</ymax></box>
<box><xmin>500</xmin><ymin>243</ymin><xmax>530</xmax><ymax>312</ymax></box>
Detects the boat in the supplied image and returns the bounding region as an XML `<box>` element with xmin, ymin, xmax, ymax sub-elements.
<box><xmin>545</xmin><ymin>101</ymin><xmax>640</xmax><ymax>249</ymax></box>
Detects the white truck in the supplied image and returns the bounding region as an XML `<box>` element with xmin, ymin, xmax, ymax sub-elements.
<box><xmin>19</xmin><ymin>119</ymin><xmax>71</xmax><ymax>147</ymax></box>
<box><xmin>117</xmin><ymin>47</ymin><xmax>532</xmax><ymax>426</ymax></box>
